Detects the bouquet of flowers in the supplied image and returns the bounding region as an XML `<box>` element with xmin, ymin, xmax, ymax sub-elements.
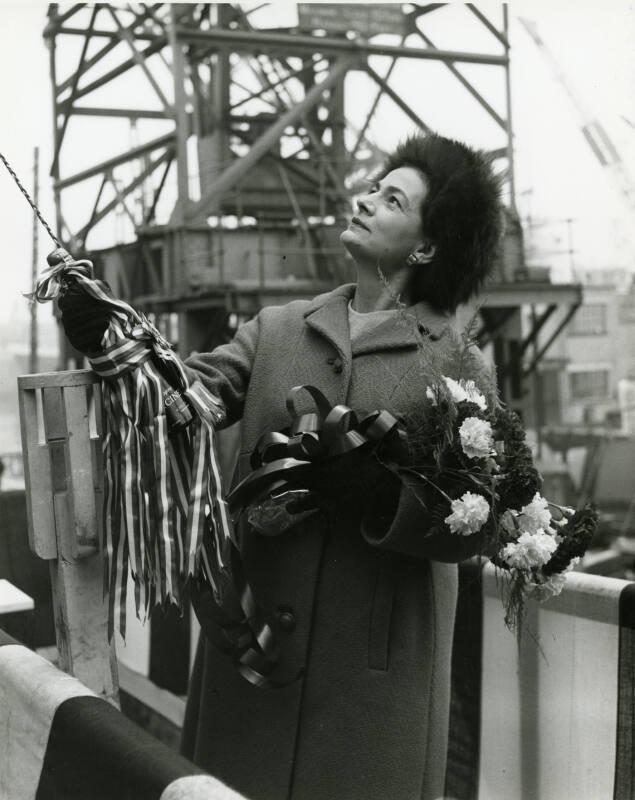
<box><xmin>232</xmin><ymin>326</ymin><xmax>598</xmax><ymax>638</ymax></box>
<box><xmin>392</xmin><ymin>372</ymin><xmax>598</xmax><ymax>633</ymax></box>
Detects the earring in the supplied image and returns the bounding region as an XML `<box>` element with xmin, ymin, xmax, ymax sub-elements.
<box><xmin>406</xmin><ymin>252</ymin><xmax>423</xmax><ymax>266</ymax></box>
<box><xmin>421</xmin><ymin>243</ymin><xmax>435</xmax><ymax>258</ymax></box>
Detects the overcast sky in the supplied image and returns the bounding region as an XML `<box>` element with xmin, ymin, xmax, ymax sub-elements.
<box><xmin>1</xmin><ymin>0</ymin><xmax>634</xmax><ymax>333</ymax></box>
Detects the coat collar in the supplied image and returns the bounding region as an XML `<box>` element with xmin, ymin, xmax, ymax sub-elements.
<box><xmin>303</xmin><ymin>284</ymin><xmax>353</xmax><ymax>359</ymax></box>
<box><xmin>303</xmin><ymin>283</ymin><xmax>456</xmax><ymax>356</ymax></box>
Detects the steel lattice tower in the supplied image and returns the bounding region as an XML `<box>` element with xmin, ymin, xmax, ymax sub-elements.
<box><xmin>46</xmin><ymin>2</ymin><xmax>581</xmax><ymax>412</ymax></box>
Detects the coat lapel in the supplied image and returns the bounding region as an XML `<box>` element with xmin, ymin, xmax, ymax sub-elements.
<box><xmin>303</xmin><ymin>283</ymin><xmax>457</xmax><ymax>358</ymax></box>
<box><xmin>303</xmin><ymin>284</ymin><xmax>354</xmax><ymax>362</ymax></box>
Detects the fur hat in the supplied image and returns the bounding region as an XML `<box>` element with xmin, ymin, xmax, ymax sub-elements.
<box><xmin>377</xmin><ymin>133</ymin><xmax>504</xmax><ymax>312</ymax></box>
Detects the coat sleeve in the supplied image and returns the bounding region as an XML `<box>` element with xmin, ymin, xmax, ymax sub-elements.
<box><xmin>360</xmin><ymin>488</ymin><xmax>494</xmax><ymax>563</ymax></box>
<box><xmin>183</xmin><ymin>314</ymin><xmax>260</xmax><ymax>427</ymax></box>
<box><xmin>361</xmin><ymin>342</ymin><xmax>499</xmax><ymax>563</ymax></box>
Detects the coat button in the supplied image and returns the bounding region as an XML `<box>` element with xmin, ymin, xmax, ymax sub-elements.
<box><xmin>326</xmin><ymin>355</ymin><xmax>343</xmax><ymax>374</ymax></box>
<box><xmin>276</xmin><ymin>609</ymin><xmax>296</xmax><ymax>631</ymax></box>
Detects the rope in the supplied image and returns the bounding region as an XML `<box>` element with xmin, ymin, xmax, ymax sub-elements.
<box><xmin>0</xmin><ymin>151</ymin><xmax>62</xmax><ymax>247</ymax></box>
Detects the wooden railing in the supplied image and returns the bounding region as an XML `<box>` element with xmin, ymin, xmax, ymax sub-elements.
<box><xmin>477</xmin><ymin>564</ymin><xmax>633</xmax><ymax>799</ymax></box>
<box><xmin>17</xmin><ymin>369</ymin><xmax>116</xmax><ymax>702</ymax></box>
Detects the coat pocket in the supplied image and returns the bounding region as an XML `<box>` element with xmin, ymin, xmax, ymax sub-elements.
<box><xmin>368</xmin><ymin>563</ymin><xmax>396</xmax><ymax>671</ymax></box>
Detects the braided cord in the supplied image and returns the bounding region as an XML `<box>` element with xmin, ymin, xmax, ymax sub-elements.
<box><xmin>0</xmin><ymin>151</ymin><xmax>62</xmax><ymax>247</ymax></box>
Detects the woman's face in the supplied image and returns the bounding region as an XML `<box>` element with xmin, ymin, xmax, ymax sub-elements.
<box><xmin>340</xmin><ymin>166</ymin><xmax>428</xmax><ymax>272</ymax></box>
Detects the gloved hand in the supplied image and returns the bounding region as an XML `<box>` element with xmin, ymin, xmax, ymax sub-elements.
<box><xmin>58</xmin><ymin>281</ymin><xmax>112</xmax><ymax>354</ymax></box>
<box><xmin>285</xmin><ymin>449</ymin><xmax>402</xmax><ymax>524</ymax></box>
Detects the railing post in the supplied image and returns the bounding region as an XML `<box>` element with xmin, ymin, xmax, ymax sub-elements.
<box><xmin>18</xmin><ymin>369</ymin><xmax>118</xmax><ymax>705</ymax></box>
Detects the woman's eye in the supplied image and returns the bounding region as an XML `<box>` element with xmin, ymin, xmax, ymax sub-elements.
<box><xmin>388</xmin><ymin>195</ymin><xmax>401</xmax><ymax>207</ymax></box>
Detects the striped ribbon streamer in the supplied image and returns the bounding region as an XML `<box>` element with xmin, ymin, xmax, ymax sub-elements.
<box><xmin>30</xmin><ymin>254</ymin><xmax>235</xmax><ymax>640</ymax></box>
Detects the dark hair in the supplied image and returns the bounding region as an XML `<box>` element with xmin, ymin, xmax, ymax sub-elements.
<box><xmin>377</xmin><ymin>133</ymin><xmax>504</xmax><ymax>312</ymax></box>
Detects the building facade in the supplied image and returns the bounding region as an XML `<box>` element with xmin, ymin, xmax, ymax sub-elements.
<box><xmin>531</xmin><ymin>270</ymin><xmax>635</xmax><ymax>430</ymax></box>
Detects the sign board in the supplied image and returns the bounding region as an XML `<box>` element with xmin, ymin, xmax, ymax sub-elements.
<box><xmin>297</xmin><ymin>4</ymin><xmax>408</xmax><ymax>39</ymax></box>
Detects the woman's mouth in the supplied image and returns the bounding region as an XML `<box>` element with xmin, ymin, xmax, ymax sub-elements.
<box><xmin>351</xmin><ymin>216</ymin><xmax>369</xmax><ymax>231</ymax></box>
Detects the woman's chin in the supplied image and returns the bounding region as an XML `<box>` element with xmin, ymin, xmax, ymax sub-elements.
<box><xmin>340</xmin><ymin>228</ymin><xmax>361</xmax><ymax>258</ymax></box>
<box><xmin>339</xmin><ymin>227</ymin><xmax>355</xmax><ymax>245</ymax></box>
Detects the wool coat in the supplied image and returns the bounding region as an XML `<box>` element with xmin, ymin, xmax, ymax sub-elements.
<box><xmin>181</xmin><ymin>283</ymin><xmax>497</xmax><ymax>800</ymax></box>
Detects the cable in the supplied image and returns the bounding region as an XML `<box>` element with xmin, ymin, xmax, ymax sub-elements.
<box><xmin>0</xmin><ymin>151</ymin><xmax>62</xmax><ymax>247</ymax></box>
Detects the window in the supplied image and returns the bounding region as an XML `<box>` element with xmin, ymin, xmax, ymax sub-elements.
<box><xmin>569</xmin><ymin>370</ymin><xmax>610</xmax><ymax>399</ymax></box>
<box><xmin>568</xmin><ymin>304</ymin><xmax>607</xmax><ymax>335</ymax></box>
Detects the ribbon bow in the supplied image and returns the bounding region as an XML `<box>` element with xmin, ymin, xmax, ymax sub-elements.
<box><xmin>229</xmin><ymin>385</ymin><xmax>404</xmax><ymax>513</ymax></box>
<box><xmin>25</xmin><ymin>250</ymin><xmax>96</xmax><ymax>302</ymax></box>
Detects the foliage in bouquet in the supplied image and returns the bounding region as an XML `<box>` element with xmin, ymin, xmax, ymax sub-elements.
<box><xmin>387</xmin><ymin>310</ymin><xmax>598</xmax><ymax>635</ymax></box>
<box><xmin>396</xmin><ymin>373</ymin><xmax>505</xmax><ymax>544</ymax></box>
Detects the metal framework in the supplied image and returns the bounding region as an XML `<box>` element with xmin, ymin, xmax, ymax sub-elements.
<box><xmin>46</xmin><ymin>2</ymin><xmax>581</xmax><ymax>409</ymax></box>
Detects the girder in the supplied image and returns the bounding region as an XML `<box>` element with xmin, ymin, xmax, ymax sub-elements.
<box><xmin>45</xmin><ymin>1</ymin><xmax>580</xmax><ymax>395</ymax></box>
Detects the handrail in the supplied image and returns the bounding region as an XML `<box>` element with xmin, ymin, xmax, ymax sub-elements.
<box><xmin>17</xmin><ymin>369</ymin><xmax>115</xmax><ymax>702</ymax></box>
<box><xmin>0</xmin><ymin>627</ymin><xmax>246</xmax><ymax>800</ymax></box>
<box><xmin>483</xmin><ymin>561</ymin><xmax>630</xmax><ymax>622</ymax></box>
<box><xmin>476</xmin><ymin>563</ymin><xmax>633</xmax><ymax>800</ymax></box>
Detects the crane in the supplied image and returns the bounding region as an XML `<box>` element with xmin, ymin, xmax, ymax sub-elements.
<box><xmin>519</xmin><ymin>16</ymin><xmax>635</xmax><ymax>257</ymax></box>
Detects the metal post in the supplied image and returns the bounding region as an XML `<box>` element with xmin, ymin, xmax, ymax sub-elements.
<box><xmin>211</xmin><ymin>5</ymin><xmax>233</xmax><ymax>177</ymax></box>
<box><xmin>217</xmin><ymin>221</ymin><xmax>225</xmax><ymax>282</ymax></box>
<box><xmin>47</xmin><ymin>9</ymin><xmax>71</xmax><ymax>370</ymax></box>
<box><xmin>503</xmin><ymin>6</ymin><xmax>517</xmax><ymax>213</ymax></box>
<box><xmin>30</xmin><ymin>147</ymin><xmax>39</xmax><ymax>375</ymax></box>
<box><xmin>329</xmin><ymin>61</ymin><xmax>347</xmax><ymax>180</ymax></box>
<box><xmin>258</xmin><ymin>217</ymin><xmax>265</xmax><ymax>288</ymax></box>
<box><xmin>167</xmin><ymin>6</ymin><xmax>190</xmax><ymax>223</ymax></box>
<box><xmin>319</xmin><ymin>161</ymin><xmax>326</xmax><ymax>219</ymax></box>
<box><xmin>567</xmin><ymin>217</ymin><xmax>575</xmax><ymax>275</ymax></box>
<box><xmin>531</xmin><ymin>305</ymin><xmax>544</xmax><ymax>458</ymax></box>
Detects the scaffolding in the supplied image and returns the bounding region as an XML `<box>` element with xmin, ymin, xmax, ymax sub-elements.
<box><xmin>45</xmin><ymin>2</ymin><xmax>581</xmax><ymax>409</ymax></box>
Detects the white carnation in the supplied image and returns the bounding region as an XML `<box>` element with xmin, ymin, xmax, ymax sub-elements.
<box><xmin>461</xmin><ymin>379</ymin><xmax>488</xmax><ymax>411</ymax></box>
<box><xmin>525</xmin><ymin>557</ymin><xmax>580</xmax><ymax>601</ymax></box>
<box><xmin>442</xmin><ymin>376</ymin><xmax>469</xmax><ymax>403</ymax></box>
<box><xmin>459</xmin><ymin>417</ymin><xmax>494</xmax><ymax>459</ymax></box>
<box><xmin>426</xmin><ymin>376</ymin><xmax>487</xmax><ymax>411</ymax></box>
<box><xmin>519</xmin><ymin>493</ymin><xmax>553</xmax><ymax>535</ymax></box>
<box><xmin>499</xmin><ymin>529</ymin><xmax>558</xmax><ymax>570</ymax></box>
<box><xmin>445</xmin><ymin>491</ymin><xmax>490</xmax><ymax>536</ymax></box>
<box><xmin>525</xmin><ymin>572</ymin><xmax>566</xmax><ymax>601</ymax></box>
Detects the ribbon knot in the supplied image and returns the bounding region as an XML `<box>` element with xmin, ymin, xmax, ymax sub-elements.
<box><xmin>26</xmin><ymin>257</ymin><xmax>95</xmax><ymax>302</ymax></box>
<box><xmin>228</xmin><ymin>385</ymin><xmax>402</xmax><ymax>513</ymax></box>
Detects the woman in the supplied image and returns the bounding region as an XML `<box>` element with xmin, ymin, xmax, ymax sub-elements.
<box><xmin>62</xmin><ymin>133</ymin><xmax>502</xmax><ymax>800</ymax></box>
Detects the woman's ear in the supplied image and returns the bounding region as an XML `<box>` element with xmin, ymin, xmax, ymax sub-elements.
<box><xmin>406</xmin><ymin>240</ymin><xmax>436</xmax><ymax>266</ymax></box>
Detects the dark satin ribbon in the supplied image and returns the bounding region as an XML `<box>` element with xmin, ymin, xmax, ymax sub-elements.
<box><xmin>190</xmin><ymin>555</ymin><xmax>303</xmax><ymax>689</ymax></box>
<box><xmin>228</xmin><ymin>385</ymin><xmax>402</xmax><ymax>513</ymax></box>
<box><xmin>200</xmin><ymin>386</ymin><xmax>403</xmax><ymax>689</ymax></box>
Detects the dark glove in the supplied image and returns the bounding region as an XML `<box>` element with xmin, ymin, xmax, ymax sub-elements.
<box><xmin>58</xmin><ymin>281</ymin><xmax>112</xmax><ymax>354</ymax></box>
<box><xmin>286</xmin><ymin>450</ymin><xmax>401</xmax><ymax>523</ymax></box>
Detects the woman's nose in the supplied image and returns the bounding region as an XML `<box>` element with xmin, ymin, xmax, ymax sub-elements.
<box><xmin>357</xmin><ymin>195</ymin><xmax>374</xmax><ymax>215</ymax></box>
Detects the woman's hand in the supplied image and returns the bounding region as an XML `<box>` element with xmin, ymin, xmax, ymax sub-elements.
<box><xmin>58</xmin><ymin>282</ymin><xmax>112</xmax><ymax>354</ymax></box>
<box><xmin>286</xmin><ymin>451</ymin><xmax>401</xmax><ymax>523</ymax></box>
